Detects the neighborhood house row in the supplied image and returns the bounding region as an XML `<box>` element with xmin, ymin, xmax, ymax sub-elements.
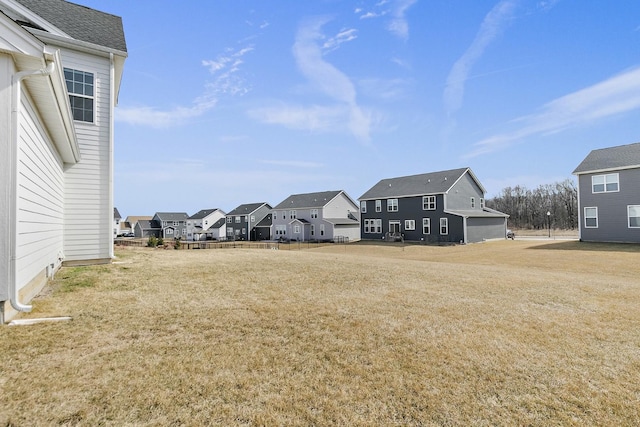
<box><xmin>3</xmin><ymin>0</ymin><xmax>639</xmax><ymax>326</ymax></box>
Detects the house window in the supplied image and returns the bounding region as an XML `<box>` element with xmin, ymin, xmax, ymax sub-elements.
<box><xmin>311</xmin><ymin>209</ymin><xmax>318</xmax><ymax>219</ymax></box>
<box><xmin>584</xmin><ymin>207</ymin><xmax>598</xmax><ymax>228</ymax></box>
<box><xmin>290</xmin><ymin>210</ymin><xmax>296</xmax><ymax>219</ymax></box>
<box><xmin>387</xmin><ymin>199</ymin><xmax>398</xmax><ymax>212</ymax></box>
<box><xmin>275</xmin><ymin>225</ymin><xmax>286</xmax><ymax>236</ymax></box>
<box><xmin>241</xmin><ymin>228</ymin><xmax>246</xmax><ymax>235</ymax></box>
<box><xmin>311</xmin><ymin>224</ymin><xmax>315</xmax><ymax>236</ymax></box>
<box><xmin>235</xmin><ymin>216</ymin><xmax>240</xmax><ymax>223</ymax></box>
<box><xmin>480</xmin><ymin>198</ymin><xmax>485</xmax><ymax>209</ymax></box>
<box><xmin>440</xmin><ymin>218</ymin><xmax>448</xmax><ymax>235</ymax></box>
<box><xmin>471</xmin><ymin>197</ymin><xmax>475</xmax><ymax>208</ymax></box>
<box><xmin>251</xmin><ymin>215</ymin><xmax>255</xmax><ymax>223</ymax></box>
<box><xmin>360</xmin><ymin>201</ymin><xmax>367</xmax><ymax>213</ymax></box>
<box><xmin>592</xmin><ymin>173</ymin><xmax>619</xmax><ymax>193</ymax></box>
<box><xmin>64</xmin><ymin>68</ymin><xmax>94</xmax><ymax>123</ymax></box>
<box><xmin>628</xmin><ymin>205</ymin><xmax>640</xmax><ymax>228</ymax></box>
<box><xmin>320</xmin><ymin>224</ymin><xmax>325</xmax><ymax>236</ymax></box>
<box><xmin>422</xmin><ymin>218</ymin><xmax>431</xmax><ymax>234</ymax></box>
<box><xmin>166</xmin><ymin>228</ymin><xmax>174</xmax><ymax>235</ymax></box>
<box><xmin>405</xmin><ymin>220</ymin><xmax>415</xmax><ymax>230</ymax></box>
<box><xmin>423</xmin><ymin>196</ymin><xmax>436</xmax><ymax>210</ymax></box>
<box><xmin>227</xmin><ymin>217</ymin><xmax>232</xmax><ymax>223</ymax></box>
<box><xmin>375</xmin><ymin>200</ymin><xmax>382</xmax><ymax>212</ymax></box>
<box><xmin>294</xmin><ymin>225</ymin><xmax>301</xmax><ymax>234</ymax></box>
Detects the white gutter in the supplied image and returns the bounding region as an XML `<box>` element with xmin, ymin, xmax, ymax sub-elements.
<box><xmin>9</xmin><ymin>61</ymin><xmax>56</xmax><ymax>312</ymax></box>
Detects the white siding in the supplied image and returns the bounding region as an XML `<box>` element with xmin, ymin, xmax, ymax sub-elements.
<box><xmin>59</xmin><ymin>49</ymin><xmax>113</xmax><ymax>261</ymax></box>
<box><xmin>15</xmin><ymin>92</ymin><xmax>65</xmax><ymax>286</ymax></box>
<box><xmin>0</xmin><ymin>55</ymin><xmax>12</xmax><ymax>301</ymax></box>
<box><xmin>325</xmin><ymin>193</ymin><xmax>359</xmax><ymax>218</ymax></box>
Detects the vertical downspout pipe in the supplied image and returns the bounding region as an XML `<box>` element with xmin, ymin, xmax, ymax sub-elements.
<box><xmin>9</xmin><ymin>61</ymin><xmax>56</xmax><ymax>312</ymax></box>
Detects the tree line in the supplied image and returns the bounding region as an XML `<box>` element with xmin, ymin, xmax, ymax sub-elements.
<box><xmin>486</xmin><ymin>179</ymin><xmax>578</xmax><ymax>230</ymax></box>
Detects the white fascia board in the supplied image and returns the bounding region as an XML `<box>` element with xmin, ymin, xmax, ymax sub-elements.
<box><xmin>0</xmin><ymin>11</ymin><xmax>44</xmax><ymax>57</ymax></box>
<box><xmin>572</xmin><ymin>165</ymin><xmax>640</xmax><ymax>176</ymax></box>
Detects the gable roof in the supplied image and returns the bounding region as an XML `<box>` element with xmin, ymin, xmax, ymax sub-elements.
<box><xmin>573</xmin><ymin>142</ymin><xmax>640</xmax><ymax>174</ymax></box>
<box><xmin>255</xmin><ymin>213</ymin><xmax>272</xmax><ymax>227</ymax></box>
<box><xmin>10</xmin><ymin>0</ymin><xmax>127</xmax><ymax>52</ymax></box>
<box><xmin>274</xmin><ymin>190</ymin><xmax>346</xmax><ymax>210</ymax></box>
<box><xmin>113</xmin><ymin>207</ymin><xmax>121</xmax><ymax>220</ymax></box>
<box><xmin>154</xmin><ymin>212</ymin><xmax>188</xmax><ymax>221</ymax></box>
<box><xmin>359</xmin><ymin>167</ymin><xmax>481</xmax><ymax>200</ymax></box>
<box><xmin>210</xmin><ymin>218</ymin><xmax>226</xmax><ymax>229</ymax></box>
<box><xmin>227</xmin><ymin>202</ymin><xmax>271</xmax><ymax>216</ymax></box>
<box><xmin>189</xmin><ymin>208</ymin><xmax>221</xmax><ymax>220</ymax></box>
<box><xmin>136</xmin><ymin>220</ymin><xmax>159</xmax><ymax>230</ymax></box>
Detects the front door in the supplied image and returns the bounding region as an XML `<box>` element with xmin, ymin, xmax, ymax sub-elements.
<box><xmin>389</xmin><ymin>220</ymin><xmax>401</xmax><ymax>234</ymax></box>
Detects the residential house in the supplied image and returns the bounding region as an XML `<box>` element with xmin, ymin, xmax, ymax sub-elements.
<box><xmin>358</xmin><ymin>168</ymin><xmax>508</xmax><ymax>244</ymax></box>
<box><xmin>134</xmin><ymin>219</ymin><xmax>161</xmax><ymax>239</ymax></box>
<box><xmin>121</xmin><ymin>215</ymin><xmax>152</xmax><ymax>236</ymax></box>
<box><xmin>0</xmin><ymin>0</ymin><xmax>126</xmax><ymax>321</ymax></box>
<box><xmin>226</xmin><ymin>203</ymin><xmax>271</xmax><ymax>241</ymax></box>
<box><xmin>205</xmin><ymin>218</ymin><xmax>227</xmax><ymax>241</ymax></box>
<box><xmin>572</xmin><ymin>142</ymin><xmax>640</xmax><ymax>243</ymax></box>
<box><xmin>254</xmin><ymin>213</ymin><xmax>272</xmax><ymax>241</ymax></box>
<box><xmin>153</xmin><ymin>212</ymin><xmax>188</xmax><ymax>240</ymax></box>
<box><xmin>272</xmin><ymin>190</ymin><xmax>360</xmax><ymax>242</ymax></box>
<box><xmin>114</xmin><ymin>208</ymin><xmax>122</xmax><ymax>237</ymax></box>
<box><xmin>187</xmin><ymin>208</ymin><xmax>226</xmax><ymax>241</ymax></box>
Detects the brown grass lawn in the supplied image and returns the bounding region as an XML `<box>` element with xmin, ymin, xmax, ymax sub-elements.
<box><xmin>2</xmin><ymin>240</ymin><xmax>640</xmax><ymax>426</ymax></box>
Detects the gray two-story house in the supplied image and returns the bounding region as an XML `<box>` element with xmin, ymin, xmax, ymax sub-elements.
<box><xmin>153</xmin><ymin>212</ymin><xmax>188</xmax><ymax>239</ymax></box>
<box><xmin>573</xmin><ymin>142</ymin><xmax>640</xmax><ymax>243</ymax></box>
<box><xmin>226</xmin><ymin>202</ymin><xmax>272</xmax><ymax>241</ymax></box>
<box><xmin>359</xmin><ymin>168</ymin><xmax>508</xmax><ymax>244</ymax></box>
<box><xmin>272</xmin><ymin>190</ymin><xmax>360</xmax><ymax>242</ymax></box>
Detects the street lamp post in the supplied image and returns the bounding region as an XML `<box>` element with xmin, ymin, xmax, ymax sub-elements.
<box><xmin>547</xmin><ymin>211</ymin><xmax>551</xmax><ymax>238</ymax></box>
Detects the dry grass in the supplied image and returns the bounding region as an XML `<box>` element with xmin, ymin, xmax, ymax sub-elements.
<box><xmin>2</xmin><ymin>240</ymin><xmax>640</xmax><ymax>426</ymax></box>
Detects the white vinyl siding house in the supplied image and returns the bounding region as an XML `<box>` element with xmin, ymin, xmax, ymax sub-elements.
<box><xmin>0</xmin><ymin>0</ymin><xmax>127</xmax><ymax>322</ymax></box>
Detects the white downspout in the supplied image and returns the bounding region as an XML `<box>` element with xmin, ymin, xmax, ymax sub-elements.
<box><xmin>9</xmin><ymin>61</ymin><xmax>56</xmax><ymax>312</ymax></box>
<box><xmin>109</xmin><ymin>53</ymin><xmax>115</xmax><ymax>258</ymax></box>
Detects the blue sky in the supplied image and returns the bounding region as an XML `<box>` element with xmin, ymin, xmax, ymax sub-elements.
<box><xmin>75</xmin><ymin>0</ymin><xmax>640</xmax><ymax>217</ymax></box>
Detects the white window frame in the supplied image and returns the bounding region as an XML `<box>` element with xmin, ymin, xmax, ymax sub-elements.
<box><xmin>311</xmin><ymin>224</ymin><xmax>315</xmax><ymax>236</ymax></box>
<box><xmin>311</xmin><ymin>209</ymin><xmax>318</xmax><ymax>219</ymax></box>
<box><xmin>404</xmin><ymin>220</ymin><xmax>415</xmax><ymax>230</ymax></box>
<box><xmin>251</xmin><ymin>215</ymin><xmax>255</xmax><ymax>223</ymax></box>
<box><xmin>290</xmin><ymin>210</ymin><xmax>297</xmax><ymax>219</ymax></box>
<box><xmin>470</xmin><ymin>197</ymin><xmax>475</xmax><ymax>208</ymax></box>
<box><xmin>294</xmin><ymin>225</ymin><xmax>301</xmax><ymax>234</ymax></box>
<box><xmin>375</xmin><ymin>200</ymin><xmax>382</xmax><ymax>212</ymax></box>
<box><xmin>235</xmin><ymin>216</ymin><xmax>240</xmax><ymax>223</ymax></box>
<box><xmin>360</xmin><ymin>202</ymin><xmax>366</xmax><ymax>213</ymax></box>
<box><xmin>422</xmin><ymin>218</ymin><xmax>431</xmax><ymax>234</ymax></box>
<box><xmin>320</xmin><ymin>224</ymin><xmax>325</xmax><ymax>236</ymax></box>
<box><xmin>439</xmin><ymin>218</ymin><xmax>448</xmax><ymax>235</ymax></box>
<box><xmin>592</xmin><ymin>173</ymin><xmax>619</xmax><ymax>193</ymax></box>
<box><xmin>64</xmin><ymin>68</ymin><xmax>94</xmax><ymax>123</ymax></box>
<box><xmin>480</xmin><ymin>198</ymin><xmax>485</xmax><ymax>209</ymax></box>
<box><xmin>227</xmin><ymin>217</ymin><xmax>232</xmax><ymax>223</ymax></box>
<box><xmin>275</xmin><ymin>225</ymin><xmax>286</xmax><ymax>236</ymax></box>
<box><xmin>628</xmin><ymin>205</ymin><xmax>640</xmax><ymax>228</ymax></box>
<box><xmin>584</xmin><ymin>207</ymin><xmax>598</xmax><ymax>228</ymax></box>
<box><xmin>387</xmin><ymin>199</ymin><xmax>398</xmax><ymax>212</ymax></box>
<box><xmin>423</xmin><ymin>196</ymin><xmax>436</xmax><ymax>210</ymax></box>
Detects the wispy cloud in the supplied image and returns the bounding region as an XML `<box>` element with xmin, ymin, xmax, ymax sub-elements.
<box><xmin>323</xmin><ymin>28</ymin><xmax>358</xmax><ymax>53</ymax></box>
<box><xmin>387</xmin><ymin>0</ymin><xmax>417</xmax><ymax>40</ymax></box>
<box><xmin>355</xmin><ymin>0</ymin><xmax>415</xmax><ymax>39</ymax></box>
<box><xmin>465</xmin><ymin>66</ymin><xmax>640</xmax><ymax>159</ymax></box>
<box><xmin>443</xmin><ymin>1</ymin><xmax>517</xmax><ymax>117</ymax></box>
<box><xmin>116</xmin><ymin>46</ymin><xmax>253</xmax><ymax>128</ymax></box>
<box><xmin>250</xmin><ymin>17</ymin><xmax>371</xmax><ymax>142</ymax></box>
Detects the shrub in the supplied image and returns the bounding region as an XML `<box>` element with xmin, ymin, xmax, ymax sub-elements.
<box><xmin>157</xmin><ymin>237</ymin><xmax>164</xmax><ymax>247</ymax></box>
<box><xmin>147</xmin><ymin>236</ymin><xmax>158</xmax><ymax>248</ymax></box>
<box><xmin>174</xmin><ymin>237</ymin><xmax>181</xmax><ymax>250</ymax></box>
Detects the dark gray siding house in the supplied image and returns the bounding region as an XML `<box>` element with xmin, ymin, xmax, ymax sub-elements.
<box><xmin>153</xmin><ymin>212</ymin><xmax>188</xmax><ymax>239</ymax></box>
<box><xmin>358</xmin><ymin>168</ymin><xmax>508</xmax><ymax>244</ymax></box>
<box><xmin>226</xmin><ymin>202</ymin><xmax>272</xmax><ymax>241</ymax></box>
<box><xmin>573</xmin><ymin>142</ymin><xmax>640</xmax><ymax>243</ymax></box>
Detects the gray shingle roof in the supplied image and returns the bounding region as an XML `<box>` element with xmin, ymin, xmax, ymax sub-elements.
<box><xmin>154</xmin><ymin>212</ymin><xmax>188</xmax><ymax>221</ymax></box>
<box><xmin>189</xmin><ymin>209</ymin><xmax>220</xmax><ymax>220</ymax></box>
<box><xmin>274</xmin><ymin>190</ymin><xmax>343</xmax><ymax>209</ymax></box>
<box><xmin>573</xmin><ymin>142</ymin><xmax>640</xmax><ymax>174</ymax></box>
<box><xmin>227</xmin><ymin>203</ymin><xmax>270</xmax><ymax>216</ymax></box>
<box><xmin>359</xmin><ymin>168</ymin><xmax>472</xmax><ymax>200</ymax></box>
<box><xmin>13</xmin><ymin>0</ymin><xmax>127</xmax><ymax>52</ymax></box>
